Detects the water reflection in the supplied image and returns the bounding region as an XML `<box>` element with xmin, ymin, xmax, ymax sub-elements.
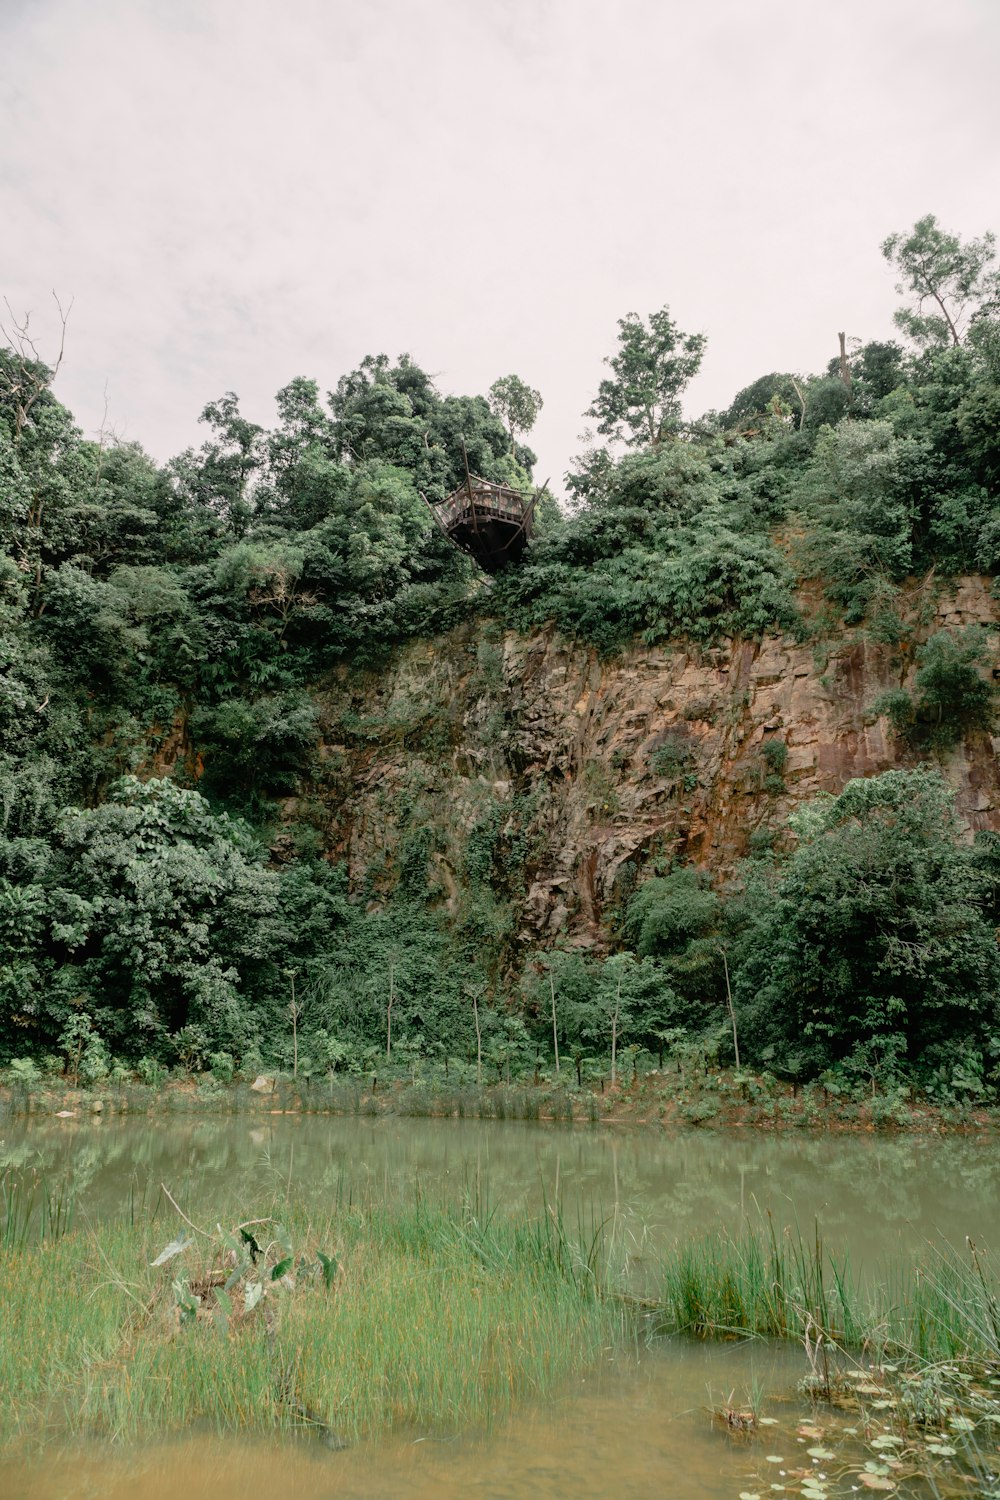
<box><xmin>0</xmin><ymin>1341</ymin><xmax>805</xmax><ymax>1500</ymax></box>
<box><xmin>3</xmin><ymin>1114</ymin><xmax>998</xmax><ymax>1266</ymax></box>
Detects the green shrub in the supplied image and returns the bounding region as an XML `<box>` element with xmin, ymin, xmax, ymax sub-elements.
<box><xmin>760</xmin><ymin>739</ymin><xmax>788</xmax><ymax>776</ymax></box>
<box><xmin>875</xmin><ymin>628</ymin><xmax>996</xmax><ymax>751</ymax></box>
<box><xmin>136</xmin><ymin>1056</ymin><xmax>168</xmax><ymax>1088</ymax></box>
<box><xmin>649</xmin><ymin>734</ymin><xmax>695</xmax><ymax>779</ymax></box>
<box><xmin>208</xmin><ymin>1050</ymin><xmax>235</xmax><ymax>1083</ymax></box>
<box><xmin>6</xmin><ymin>1057</ymin><xmax>42</xmax><ymax>1087</ymax></box>
<box><xmin>734</xmin><ymin>769</ymin><xmax>1000</xmax><ymax>1079</ymax></box>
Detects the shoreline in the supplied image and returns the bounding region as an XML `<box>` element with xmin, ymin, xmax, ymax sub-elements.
<box><xmin>3</xmin><ymin>1068</ymin><xmax>997</xmax><ymax>1135</ymax></box>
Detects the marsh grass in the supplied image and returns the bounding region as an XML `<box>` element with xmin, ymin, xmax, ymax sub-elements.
<box><xmin>6</xmin><ymin>1164</ymin><xmax>1000</xmax><ymax>1485</ymax></box>
<box><xmin>1</xmin><ymin>1166</ymin><xmax>74</xmax><ymax>1250</ymax></box>
<box><xmin>0</xmin><ymin>1183</ymin><xmax>627</xmax><ymax>1451</ymax></box>
<box><xmin>655</xmin><ymin>1215</ymin><xmax>1000</xmax><ymax>1366</ymax></box>
<box><xmin>659</xmin><ymin>1221</ymin><xmax>1000</xmax><ymax>1497</ymax></box>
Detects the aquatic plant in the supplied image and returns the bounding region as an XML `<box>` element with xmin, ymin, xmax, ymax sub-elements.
<box><xmin>655</xmin><ymin>1216</ymin><xmax>1000</xmax><ymax>1366</ymax></box>
<box><xmin>0</xmin><ymin>1185</ymin><xmax>625</xmax><ymax>1450</ymax></box>
<box><xmin>0</xmin><ymin>1166</ymin><xmax>74</xmax><ymax>1252</ymax></box>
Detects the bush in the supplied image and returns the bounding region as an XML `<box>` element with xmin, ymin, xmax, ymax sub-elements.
<box><xmin>208</xmin><ymin>1050</ymin><xmax>236</xmax><ymax>1083</ymax></box>
<box><xmin>6</xmin><ymin>1057</ymin><xmax>42</xmax><ymax>1087</ymax></box>
<box><xmin>875</xmin><ymin>627</ymin><xmax>996</xmax><ymax>751</ymax></box>
<box><xmin>649</xmin><ymin>733</ymin><xmax>696</xmax><ymax>779</ymax></box>
<box><xmin>136</xmin><ymin>1056</ymin><xmax>168</xmax><ymax>1088</ymax></box>
<box><xmin>734</xmin><ymin>769</ymin><xmax>1000</xmax><ymax>1079</ymax></box>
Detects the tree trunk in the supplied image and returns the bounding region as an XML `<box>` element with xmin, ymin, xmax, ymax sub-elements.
<box><xmin>291</xmin><ymin>973</ymin><xmax>298</xmax><ymax>1079</ymax></box>
<box><xmin>549</xmin><ymin>972</ymin><xmax>559</xmax><ymax>1074</ymax></box>
<box><xmin>789</xmin><ymin>375</ymin><xmax>808</xmax><ymax>430</ymax></box>
<box><xmin>722</xmin><ymin>948</ymin><xmax>740</xmax><ymax>1071</ymax></box>
<box><xmin>386</xmin><ymin>961</ymin><xmax>394</xmax><ymax>1058</ymax></box>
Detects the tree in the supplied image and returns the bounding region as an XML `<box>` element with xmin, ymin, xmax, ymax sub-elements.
<box><xmin>587</xmin><ymin>305</ymin><xmax>706</xmax><ymax>448</ymax></box>
<box><xmin>734</xmin><ymin>770</ymin><xmax>1000</xmax><ymax>1079</ymax></box>
<box><xmin>876</xmin><ymin>627</ymin><xmax>996</xmax><ymax>752</ymax></box>
<box><xmin>488</xmin><ymin>375</ymin><xmax>543</xmax><ymax>451</ymax></box>
<box><xmin>882</xmin><ymin>215</ymin><xmax>1000</xmax><ymax>350</ymax></box>
<box><xmin>0</xmin><ymin>777</ymin><xmax>281</xmax><ymax>1061</ymax></box>
<box><xmin>597</xmin><ymin>953</ymin><xmax>637</xmax><ymax>1087</ymax></box>
<box><xmin>720</xmin><ymin>372</ymin><xmax>803</xmax><ymax>431</ymax></box>
<box><xmin>191</xmin><ymin>392</ymin><xmax>266</xmax><ymax>537</ymax></box>
<box><xmin>624</xmin><ymin>869</ymin><xmax>724</xmax><ymax>1030</ymax></box>
<box><xmin>824</xmin><ymin>340</ymin><xmax>905</xmax><ymax>414</ymax></box>
<box><xmin>0</xmin><ymin>293</ymin><xmax>70</xmax><ymax>445</ymax></box>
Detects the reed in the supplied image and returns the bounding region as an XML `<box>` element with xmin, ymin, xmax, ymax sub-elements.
<box><xmin>1</xmin><ymin>1166</ymin><xmax>74</xmax><ymax>1251</ymax></box>
<box><xmin>654</xmin><ymin>1216</ymin><xmax>1000</xmax><ymax>1365</ymax></box>
<box><xmin>5</xmin><ymin>1173</ymin><xmax>1000</xmax><ymax>1458</ymax></box>
<box><xmin>0</xmin><ymin>1185</ymin><xmax>625</xmax><ymax>1450</ymax></box>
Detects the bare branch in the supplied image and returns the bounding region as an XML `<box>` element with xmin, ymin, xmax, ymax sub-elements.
<box><xmin>0</xmin><ymin>291</ymin><xmax>72</xmax><ymax>441</ymax></box>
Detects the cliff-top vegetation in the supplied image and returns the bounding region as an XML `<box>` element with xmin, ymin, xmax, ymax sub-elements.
<box><xmin>2</xmin><ymin>214</ymin><xmax>999</xmax><ymax>1103</ymax></box>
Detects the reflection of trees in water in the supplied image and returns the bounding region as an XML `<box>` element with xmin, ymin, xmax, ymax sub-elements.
<box><xmin>3</xmin><ymin>1120</ymin><xmax>998</xmax><ymax>1263</ymax></box>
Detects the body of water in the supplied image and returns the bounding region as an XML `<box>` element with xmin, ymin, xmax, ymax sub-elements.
<box><xmin>2</xmin><ymin>1114</ymin><xmax>997</xmax><ymax>1499</ymax></box>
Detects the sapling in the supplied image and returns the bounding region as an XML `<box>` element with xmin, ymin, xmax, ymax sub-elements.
<box><xmin>549</xmin><ymin>968</ymin><xmax>560</xmax><ymax>1075</ymax></box>
<box><xmin>284</xmin><ymin>968</ymin><xmax>301</xmax><ymax>1078</ymax></box>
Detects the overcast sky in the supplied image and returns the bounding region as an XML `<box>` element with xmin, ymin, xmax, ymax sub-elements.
<box><xmin>2</xmin><ymin>0</ymin><xmax>998</xmax><ymax>491</ymax></box>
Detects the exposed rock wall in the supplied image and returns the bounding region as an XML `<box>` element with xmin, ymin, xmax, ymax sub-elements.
<box><xmin>294</xmin><ymin>577</ymin><xmax>1000</xmax><ymax>945</ymax></box>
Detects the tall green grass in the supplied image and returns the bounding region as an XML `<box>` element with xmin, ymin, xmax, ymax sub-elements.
<box><xmin>1</xmin><ymin>1166</ymin><xmax>74</xmax><ymax>1250</ymax></box>
<box><xmin>0</xmin><ymin>1188</ymin><xmax>626</xmax><ymax>1450</ymax></box>
<box><xmin>5</xmin><ymin>1174</ymin><xmax>1000</xmax><ymax>1456</ymax></box>
<box><xmin>655</xmin><ymin>1216</ymin><xmax>1000</xmax><ymax>1365</ymax></box>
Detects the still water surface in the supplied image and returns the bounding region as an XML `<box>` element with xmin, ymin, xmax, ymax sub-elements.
<box><xmin>2</xmin><ymin>1115</ymin><xmax>998</xmax><ymax>1500</ymax></box>
<box><xmin>4</xmin><ymin>1113</ymin><xmax>999</xmax><ymax>1260</ymax></box>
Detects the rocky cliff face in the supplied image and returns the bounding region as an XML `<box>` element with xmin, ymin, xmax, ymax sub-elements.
<box><xmin>289</xmin><ymin>577</ymin><xmax>1000</xmax><ymax>947</ymax></box>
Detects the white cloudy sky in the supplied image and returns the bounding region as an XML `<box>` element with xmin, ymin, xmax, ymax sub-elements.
<box><xmin>2</xmin><ymin>0</ymin><xmax>998</xmax><ymax>488</ymax></box>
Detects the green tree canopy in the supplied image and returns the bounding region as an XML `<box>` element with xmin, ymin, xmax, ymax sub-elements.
<box><xmin>734</xmin><ymin>770</ymin><xmax>1000</xmax><ymax>1080</ymax></box>
<box><xmin>488</xmin><ymin>374</ymin><xmax>543</xmax><ymax>449</ymax></box>
<box><xmin>587</xmin><ymin>305</ymin><xmax>706</xmax><ymax>447</ymax></box>
<box><xmin>882</xmin><ymin>214</ymin><xmax>1000</xmax><ymax>350</ymax></box>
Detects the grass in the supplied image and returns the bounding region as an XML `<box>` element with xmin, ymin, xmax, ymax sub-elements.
<box><xmin>5</xmin><ymin>1164</ymin><xmax>1000</xmax><ymax>1499</ymax></box>
<box><xmin>1</xmin><ymin>1166</ymin><xmax>75</xmax><ymax>1250</ymax></box>
<box><xmin>658</xmin><ymin>1221</ymin><xmax>1000</xmax><ymax>1497</ymax></box>
<box><xmin>655</xmin><ymin>1214</ymin><xmax>1000</xmax><ymax>1366</ymax></box>
<box><xmin>0</xmin><ymin>1181</ymin><xmax>627</xmax><ymax>1451</ymax></box>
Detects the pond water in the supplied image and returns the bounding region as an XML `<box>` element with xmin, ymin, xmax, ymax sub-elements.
<box><xmin>2</xmin><ymin>1114</ymin><xmax>999</xmax><ymax>1500</ymax></box>
<box><xmin>3</xmin><ymin>1113</ymin><xmax>999</xmax><ymax>1262</ymax></box>
<box><xmin>2</xmin><ymin>1341</ymin><xmax>807</xmax><ymax>1500</ymax></box>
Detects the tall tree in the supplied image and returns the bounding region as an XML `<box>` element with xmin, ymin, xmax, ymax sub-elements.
<box><xmin>488</xmin><ymin>374</ymin><xmax>543</xmax><ymax>451</ymax></box>
<box><xmin>195</xmin><ymin>392</ymin><xmax>266</xmax><ymax>537</ymax></box>
<box><xmin>587</xmin><ymin>305</ymin><xmax>706</xmax><ymax>448</ymax></box>
<box><xmin>882</xmin><ymin>215</ymin><xmax>1000</xmax><ymax>349</ymax></box>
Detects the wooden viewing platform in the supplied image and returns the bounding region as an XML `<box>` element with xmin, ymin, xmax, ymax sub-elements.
<box><xmin>425</xmin><ymin>444</ymin><xmax>541</xmax><ymax>574</ymax></box>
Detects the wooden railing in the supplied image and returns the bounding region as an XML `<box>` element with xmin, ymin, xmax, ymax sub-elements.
<box><xmin>435</xmin><ymin>478</ymin><xmax>529</xmax><ymax>531</ymax></box>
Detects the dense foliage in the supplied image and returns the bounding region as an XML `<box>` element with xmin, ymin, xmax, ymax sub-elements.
<box><xmin>1</xmin><ymin>215</ymin><xmax>999</xmax><ymax>1098</ymax></box>
<box><xmin>733</xmin><ymin>771</ymin><xmax>1000</xmax><ymax>1090</ymax></box>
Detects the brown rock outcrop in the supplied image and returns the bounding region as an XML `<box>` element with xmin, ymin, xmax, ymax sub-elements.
<box><xmin>296</xmin><ymin>578</ymin><xmax>1000</xmax><ymax>944</ymax></box>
